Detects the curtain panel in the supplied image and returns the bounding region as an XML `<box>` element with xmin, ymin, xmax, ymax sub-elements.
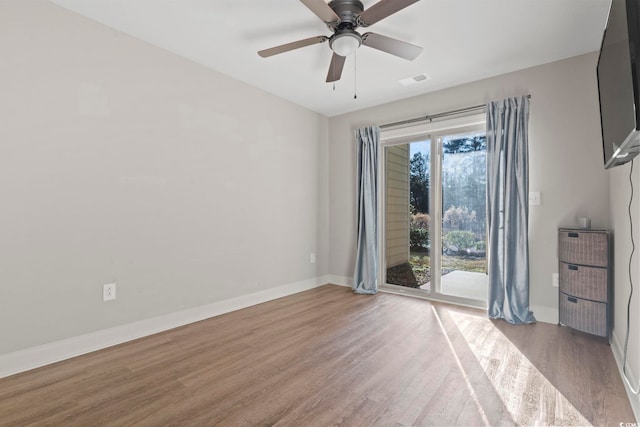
<box><xmin>486</xmin><ymin>96</ymin><xmax>536</xmax><ymax>324</ymax></box>
<box><xmin>353</xmin><ymin>126</ymin><xmax>380</xmax><ymax>294</ymax></box>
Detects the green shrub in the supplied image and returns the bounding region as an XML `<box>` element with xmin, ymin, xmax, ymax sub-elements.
<box><xmin>410</xmin><ymin>212</ymin><xmax>430</xmax><ymax>250</ymax></box>
<box><xmin>443</xmin><ymin>230</ymin><xmax>477</xmax><ymax>252</ymax></box>
<box><xmin>410</xmin><ymin>227</ymin><xmax>429</xmax><ymax>250</ymax></box>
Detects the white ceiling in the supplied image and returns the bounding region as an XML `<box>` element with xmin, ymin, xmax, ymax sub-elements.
<box><xmin>50</xmin><ymin>0</ymin><xmax>611</xmax><ymax>117</ymax></box>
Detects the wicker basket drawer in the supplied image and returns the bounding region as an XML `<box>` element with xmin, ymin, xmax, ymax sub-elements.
<box><xmin>559</xmin><ymin>292</ymin><xmax>607</xmax><ymax>337</ymax></box>
<box><xmin>559</xmin><ymin>262</ymin><xmax>607</xmax><ymax>302</ymax></box>
<box><xmin>558</xmin><ymin>229</ymin><xmax>608</xmax><ymax>267</ymax></box>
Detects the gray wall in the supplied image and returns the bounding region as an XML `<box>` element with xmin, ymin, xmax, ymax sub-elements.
<box><xmin>0</xmin><ymin>1</ymin><xmax>329</xmax><ymax>354</ymax></box>
<box><xmin>328</xmin><ymin>53</ymin><xmax>611</xmax><ymax>322</ymax></box>
<box><xmin>609</xmin><ymin>162</ymin><xmax>640</xmax><ymax>414</ymax></box>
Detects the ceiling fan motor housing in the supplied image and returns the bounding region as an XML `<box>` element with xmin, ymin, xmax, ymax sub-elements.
<box><xmin>328</xmin><ymin>0</ymin><xmax>364</xmax><ymax>29</ymax></box>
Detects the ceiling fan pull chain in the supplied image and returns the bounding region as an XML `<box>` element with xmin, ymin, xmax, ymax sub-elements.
<box><xmin>354</xmin><ymin>51</ymin><xmax>358</xmax><ymax>100</ymax></box>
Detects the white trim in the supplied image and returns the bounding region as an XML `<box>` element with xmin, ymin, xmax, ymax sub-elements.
<box><xmin>529</xmin><ymin>304</ymin><xmax>558</xmax><ymax>325</ymax></box>
<box><xmin>378</xmin><ymin>136</ymin><xmax>386</xmax><ymax>296</ymax></box>
<box><xmin>379</xmin><ymin>116</ymin><xmax>487</xmax><ymax>306</ymax></box>
<box><xmin>326</xmin><ymin>274</ymin><xmax>352</xmax><ymax>287</ymax></box>
<box><xmin>0</xmin><ymin>277</ymin><xmax>331</xmax><ymax>379</ymax></box>
<box><xmin>379</xmin><ymin>284</ymin><xmax>486</xmax><ymax>310</ymax></box>
<box><xmin>611</xmin><ymin>331</ymin><xmax>640</xmax><ymax>422</ymax></box>
<box><xmin>432</xmin><ymin>135</ymin><xmax>443</xmax><ymax>294</ymax></box>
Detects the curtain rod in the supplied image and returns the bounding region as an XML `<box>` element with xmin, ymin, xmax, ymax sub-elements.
<box><xmin>379</xmin><ymin>94</ymin><xmax>531</xmax><ymax>129</ymax></box>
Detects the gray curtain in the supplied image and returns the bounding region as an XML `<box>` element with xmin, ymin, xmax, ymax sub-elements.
<box><xmin>486</xmin><ymin>96</ymin><xmax>535</xmax><ymax>324</ymax></box>
<box><xmin>353</xmin><ymin>126</ymin><xmax>380</xmax><ymax>294</ymax></box>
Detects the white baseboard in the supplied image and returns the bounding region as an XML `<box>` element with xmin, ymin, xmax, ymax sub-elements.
<box><xmin>530</xmin><ymin>304</ymin><xmax>558</xmax><ymax>325</ymax></box>
<box><xmin>325</xmin><ymin>274</ymin><xmax>352</xmax><ymax>288</ymax></box>
<box><xmin>0</xmin><ymin>277</ymin><xmax>330</xmax><ymax>379</ymax></box>
<box><xmin>610</xmin><ymin>331</ymin><xmax>640</xmax><ymax>422</ymax></box>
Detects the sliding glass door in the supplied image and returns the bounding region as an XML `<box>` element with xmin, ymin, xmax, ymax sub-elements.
<box><xmin>438</xmin><ymin>132</ymin><xmax>487</xmax><ymax>301</ymax></box>
<box><xmin>382</xmin><ymin>118</ymin><xmax>487</xmax><ymax>306</ymax></box>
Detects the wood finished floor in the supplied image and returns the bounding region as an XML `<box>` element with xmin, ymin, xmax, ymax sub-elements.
<box><xmin>0</xmin><ymin>284</ymin><xmax>634</xmax><ymax>426</ymax></box>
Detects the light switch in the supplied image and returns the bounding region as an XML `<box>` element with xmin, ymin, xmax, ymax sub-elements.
<box><xmin>529</xmin><ymin>192</ymin><xmax>541</xmax><ymax>206</ymax></box>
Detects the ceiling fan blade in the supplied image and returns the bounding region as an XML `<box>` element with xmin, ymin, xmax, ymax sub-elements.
<box><xmin>326</xmin><ymin>53</ymin><xmax>346</xmax><ymax>82</ymax></box>
<box><xmin>358</xmin><ymin>0</ymin><xmax>420</xmax><ymax>27</ymax></box>
<box><xmin>362</xmin><ymin>32</ymin><xmax>422</xmax><ymax>60</ymax></box>
<box><xmin>258</xmin><ymin>36</ymin><xmax>328</xmax><ymax>57</ymax></box>
<box><xmin>300</xmin><ymin>0</ymin><xmax>340</xmax><ymax>23</ymax></box>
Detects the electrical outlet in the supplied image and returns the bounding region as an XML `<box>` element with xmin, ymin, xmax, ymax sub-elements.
<box><xmin>552</xmin><ymin>273</ymin><xmax>559</xmax><ymax>288</ymax></box>
<box><xmin>310</xmin><ymin>253</ymin><xmax>316</xmax><ymax>264</ymax></box>
<box><xmin>103</xmin><ymin>283</ymin><xmax>116</xmax><ymax>301</ymax></box>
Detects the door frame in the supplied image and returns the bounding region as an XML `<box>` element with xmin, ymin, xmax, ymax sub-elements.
<box><xmin>378</xmin><ymin>113</ymin><xmax>487</xmax><ymax>308</ymax></box>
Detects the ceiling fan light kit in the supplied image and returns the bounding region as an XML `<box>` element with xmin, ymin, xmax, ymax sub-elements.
<box><xmin>329</xmin><ymin>30</ymin><xmax>362</xmax><ymax>56</ymax></box>
<box><xmin>258</xmin><ymin>0</ymin><xmax>423</xmax><ymax>83</ymax></box>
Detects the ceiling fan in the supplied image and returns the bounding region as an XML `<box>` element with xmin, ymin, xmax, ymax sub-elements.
<box><xmin>258</xmin><ymin>0</ymin><xmax>423</xmax><ymax>83</ymax></box>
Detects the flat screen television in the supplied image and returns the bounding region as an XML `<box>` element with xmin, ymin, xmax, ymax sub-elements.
<box><xmin>597</xmin><ymin>0</ymin><xmax>640</xmax><ymax>168</ymax></box>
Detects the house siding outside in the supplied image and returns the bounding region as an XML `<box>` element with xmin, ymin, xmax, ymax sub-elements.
<box><xmin>385</xmin><ymin>144</ymin><xmax>410</xmax><ymax>268</ymax></box>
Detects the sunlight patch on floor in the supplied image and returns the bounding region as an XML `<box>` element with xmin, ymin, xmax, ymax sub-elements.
<box><xmin>447</xmin><ymin>310</ymin><xmax>591</xmax><ymax>426</ymax></box>
<box><xmin>431</xmin><ymin>306</ymin><xmax>492</xmax><ymax>426</ymax></box>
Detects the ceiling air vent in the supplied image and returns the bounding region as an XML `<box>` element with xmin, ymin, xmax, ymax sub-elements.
<box><xmin>398</xmin><ymin>73</ymin><xmax>430</xmax><ymax>87</ymax></box>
